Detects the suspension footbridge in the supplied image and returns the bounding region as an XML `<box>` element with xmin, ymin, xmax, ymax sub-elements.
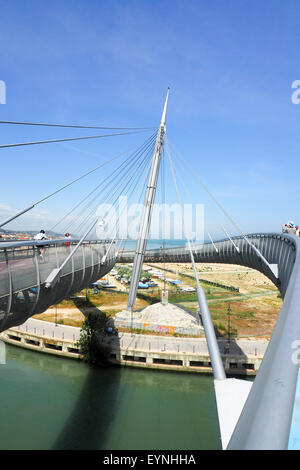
<box><xmin>0</xmin><ymin>89</ymin><xmax>299</xmax><ymax>450</ymax></box>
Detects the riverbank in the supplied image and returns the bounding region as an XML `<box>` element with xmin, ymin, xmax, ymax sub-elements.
<box><xmin>0</xmin><ymin>318</ymin><xmax>268</xmax><ymax>376</ymax></box>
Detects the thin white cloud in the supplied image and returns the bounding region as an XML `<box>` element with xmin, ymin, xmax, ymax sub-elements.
<box><xmin>0</xmin><ymin>203</ymin><xmax>13</xmax><ymax>212</ymax></box>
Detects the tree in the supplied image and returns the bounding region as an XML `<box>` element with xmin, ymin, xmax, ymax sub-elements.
<box><xmin>76</xmin><ymin>311</ymin><xmax>110</xmax><ymax>365</ymax></box>
<box><xmin>117</xmin><ymin>266</ymin><xmax>152</xmax><ymax>281</ymax></box>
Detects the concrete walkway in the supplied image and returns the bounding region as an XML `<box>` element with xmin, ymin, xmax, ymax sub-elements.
<box><xmin>10</xmin><ymin>317</ymin><xmax>269</xmax><ymax>358</ymax></box>
<box><xmin>102</xmin><ymin>328</ymin><xmax>268</xmax><ymax>357</ymax></box>
<box><xmin>12</xmin><ymin>317</ymin><xmax>81</xmax><ymax>342</ymax></box>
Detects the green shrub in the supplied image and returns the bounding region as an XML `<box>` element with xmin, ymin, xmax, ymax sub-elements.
<box><xmin>76</xmin><ymin>311</ymin><xmax>110</xmax><ymax>366</ymax></box>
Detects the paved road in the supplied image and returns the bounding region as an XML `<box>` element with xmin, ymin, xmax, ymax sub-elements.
<box><xmin>11</xmin><ymin>317</ymin><xmax>80</xmax><ymax>342</ymax></box>
<box><xmin>104</xmin><ymin>332</ymin><xmax>268</xmax><ymax>357</ymax></box>
<box><xmin>8</xmin><ymin>318</ymin><xmax>269</xmax><ymax>357</ymax></box>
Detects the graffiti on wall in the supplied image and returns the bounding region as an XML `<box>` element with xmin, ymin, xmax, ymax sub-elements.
<box><xmin>144</xmin><ymin>323</ymin><xmax>175</xmax><ymax>334</ymax></box>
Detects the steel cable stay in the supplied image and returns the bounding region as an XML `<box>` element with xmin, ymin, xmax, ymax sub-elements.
<box><xmin>0</xmin><ymin>119</ymin><xmax>154</xmax><ymax>130</ymax></box>
<box><xmin>98</xmin><ymin>151</ymin><xmax>153</xmax><ymax>260</ymax></box>
<box><xmin>70</xmin><ymin>137</ymin><xmax>156</xmax><ymax>236</ymax></box>
<box><xmin>165</xmin><ymin>138</ymin><xmax>226</xmax><ymax>381</ymax></box>
<box><xmin>64</xmin><ymin>134</ymin><xmax>156</xmax><ymax>234</ymax></box>
<box><xmin>168</xmin><ymin>152</ymin><xmax>209</xmax><ymax>233</ymax></box>
<box><xmin>168</xmin><ymin>146</ymin><xmax>233</xmax><ymax>249</ymax></box>
<box><xmin>109</xmin><ymin>138</ymin><xmax>164</xmax><ymax>287</ymax></box>
<box><xmin>101</xmin><ymin>145</ymin><xmax>153</xmax><ymax>251</ymax></box>
<box><xmin>0</xmin><ymin>129</ymin><xmax>151</xmax><ymax>149</ymax></box>
<box><xmin>73</xmin><ymin>140</ymin><xmax>155</xmax><ymax>238</ymax></box>
<box><xmin>101</xmin><ymin>176</ymin><xmax>148</xmax><ymax>262</ymax></box>
<box><xmin>114</xmin><ymin>144</ymin><xmax>154</xmax><ymax>256</ymax></box>
<box><xmin>49</xmin><ymin>152</ymin><xmax>135</xmax><ymax>234</ymax></box>
<box><xmin>69</xmin><ymin>135</ymin><xmax>156</xmax><ymax>235</ymax></box>
<box><xmin>43</xmin><ymin>140</ymin><xmax>156</xmax><ymax>288</ymax></box>
<box><xmin>163</xmin><ymin>145</ymin><xmax>199</xmax><ymax>251</ymax></box>
<box><xmin>167</xmin><ymin>139</ymin><xmax>278</xmax><ymax>278</ymax></box>
<box><xmin>76</xmin><ymin>149</ymin><xmax>152</xmax><ymax>239</ymax></box>
<box><xmin>102</xmin><ymin>153</ymin><xmax>151</xmax><ymax>236</ymax></box>
<box><xmin>48</xmin><ymin>133</ymin><xmax>157</xmax><ymax>234</ymax></box>
<box><xmin>0</xmin><ymin>133</ymin><xmax>155</xmax><ymax>229</ymax></box>
<box><xmin>168</xmin><ymin>140</ymin><xmax>244</xmax><ymax>238</ymax></box>
<box><xmin>162</xmin><ymin>144</ymin><xmax>213</xmax><ymax>256</ymax></box>
<box><xmin>62</xmin><ymin>145</ymin><xmax>153</xmax><ymax>233</ymax></box>
<box><xmin>166</xmin><ymin>141</ymin><xmax>232</xmax><ymax>448</ymax></box>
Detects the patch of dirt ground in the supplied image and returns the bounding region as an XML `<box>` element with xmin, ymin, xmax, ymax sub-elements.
<box><xmin>34</xmin><ymin>262</ymin><xmax>283</xmax><ymax>337</ymax></box>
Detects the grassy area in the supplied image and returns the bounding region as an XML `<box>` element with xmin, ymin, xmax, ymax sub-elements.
<box><xmin>35</xmin><ymin>261</ymin><xmax>282</xmax><ymax>338</ymax></box>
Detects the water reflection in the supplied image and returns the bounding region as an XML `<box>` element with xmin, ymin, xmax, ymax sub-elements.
<box><xmin>1</xmin><ymin>344</ymin><xmax>221</xmax><ymax>450</ymax></box>
<box><xmin>53</xmin><ymin>365</ymin><xmax>121</xmax><ymax>450</ymax></box>
<box><xmin>7</xmin><ymin>344</ymin><xmax>88</xmax><ymax>380</ymax></box>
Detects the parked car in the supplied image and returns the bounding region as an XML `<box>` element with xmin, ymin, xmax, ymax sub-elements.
<box><xmin>149</xmin><ymin>270</ymin><xmax>163</xmax><ymax>276</ymax></box>
<box><xmin>100</xmin><ymin>282</ymin><xmax>116</xmax><ymax>289</ymax></box>
<box><xmin>89</xmin><ymin>282</ymin><xmax>99</xmax><ymax>288</ymax></box>
<box><xmin>179</xmin><ymin>285</ymin><xmax>196</xmax><ymax>292</ymax></box>
<box><xmin>138</xmin><ymin>282</ymin><xmax>149</xmax><ymax>288</ymax></box>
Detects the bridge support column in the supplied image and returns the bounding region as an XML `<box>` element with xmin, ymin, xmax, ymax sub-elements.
<box><xmin>127</xmin><ymin>88</ymin><xmax>169</xmax><ymax>313</ymax></box>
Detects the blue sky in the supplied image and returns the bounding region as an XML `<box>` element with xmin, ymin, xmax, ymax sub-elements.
<box><xmin>0</xmin><ymin>0</ymin><xmax>300</xmax><ymax>238</ymax></box>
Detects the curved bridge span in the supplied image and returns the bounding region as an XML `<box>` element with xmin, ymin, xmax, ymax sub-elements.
<box><xmin>0</xmin><ymin>232</ymin><xmax>300</xmax><ymax>449</ymax></box>
<box><xmin>121</xmin><ymin>232</ymin><xmax>298</xmax><ymax>297</ymax></box>
<box><xmin>0</xmin><ymin>239</ymin><xmax>116</xmax><ymax>331</ymax></box>
<box><xmin>0</xmin><ymin>232</ymin><xmax>298</xmax><ymax>331</ymax></box>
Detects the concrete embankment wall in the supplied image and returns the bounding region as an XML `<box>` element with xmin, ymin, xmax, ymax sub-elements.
<box><xmin>0</xmin><ymin>318</ymin><xmax>267</xmax><ymax>375</ymax></box>
<box><xmin>0</xmin><ymin>322</ymin><xmax>81</xmax><ymax>359</ymax></box>
<box><xmin>107</xmin><ymin>336</ymin><xmax>264</xmax><ymax>376</ymax></box>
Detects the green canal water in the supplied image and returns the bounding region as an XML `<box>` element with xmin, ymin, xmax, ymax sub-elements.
<box><xmin>0</xmin><ymin>344</ymin><xmax>221</xmax><ymax>450</ymax></box>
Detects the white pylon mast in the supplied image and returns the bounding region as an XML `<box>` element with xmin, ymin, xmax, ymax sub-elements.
<box><xmin>127</xmin><ymin>88</ymin><xmax>169</xmax><ymax>312</ymax></box>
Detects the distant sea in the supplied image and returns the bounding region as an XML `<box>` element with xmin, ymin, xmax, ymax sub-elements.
<box><xmin>119</xmin><ymin>239</ymin><xmax>205</xmax><ymax>251</ymax></box>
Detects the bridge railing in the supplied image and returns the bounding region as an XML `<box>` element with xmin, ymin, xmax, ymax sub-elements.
<box><xmin>0</xmin><ymin>239</ymin><xmax>116</xmax><ymax>300</ymax></box>
<box><xmin>0</xmin><ymin>238</ymin><xmax>117</xmax><ymax>331</ymax></box>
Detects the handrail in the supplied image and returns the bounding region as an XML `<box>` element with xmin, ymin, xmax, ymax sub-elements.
<box><xmin>0</xmin><ymin>238</ymin><xmax>115</xmax><ymax>250</ymax></box>
<box><xmin>0</xmin><ymin>231</ymin><xmax>291</xmax><ymax>253</ymax></box>
<box><xmin>228</xmin><ymin>235</ymin><xmax>300</xmax><ymax>449</ymax></box>
<box><xmin>135</xmin><ymin>232</ymin><xmax>298</xmax><ymax>253</ymax></box>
